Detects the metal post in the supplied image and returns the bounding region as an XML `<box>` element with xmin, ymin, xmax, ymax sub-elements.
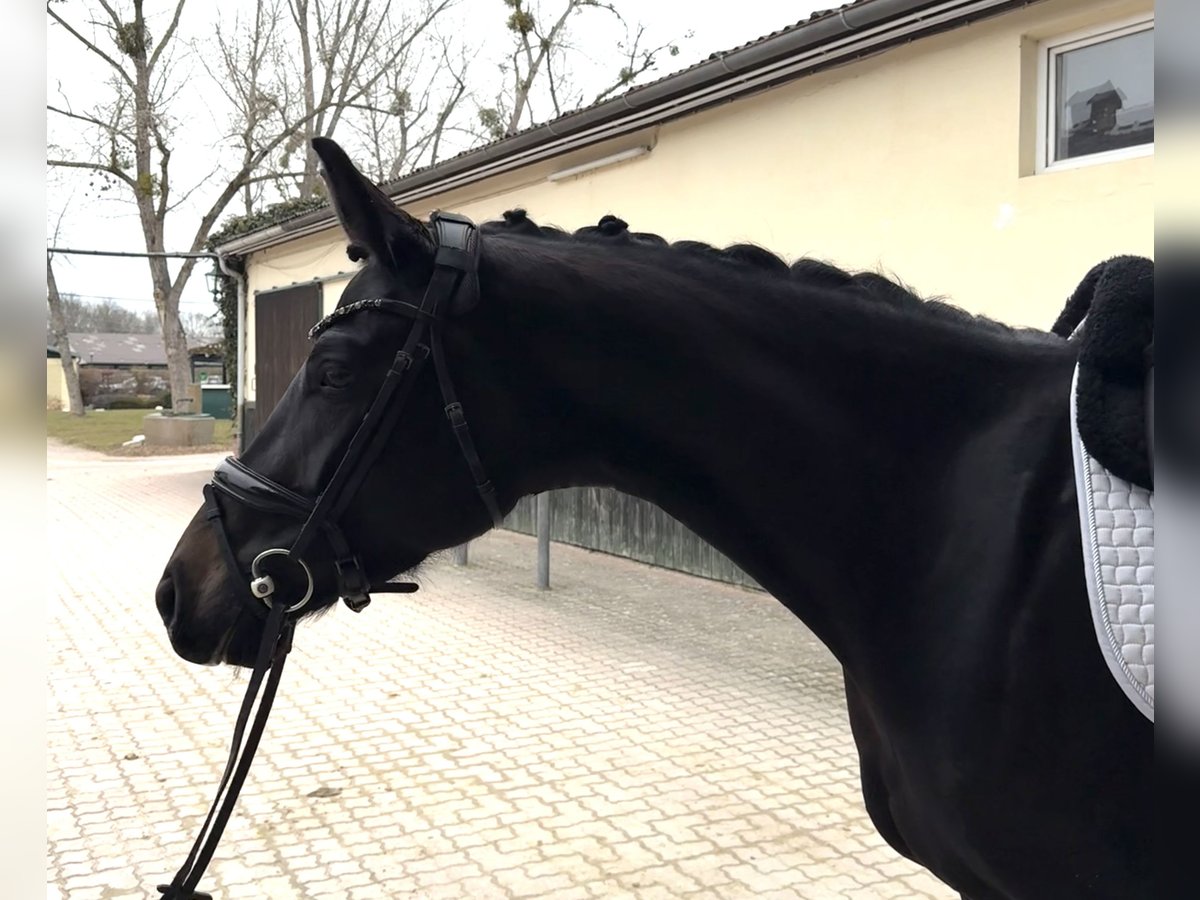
<box><xmin>453</xmin><ymin>543</ymin><xmax>469</xmax><ymax>566</ymax></box>
<box><xmin>536</xmin><ymin>492</ymin><xmax>550</xmax><ymax>589</ymax></box>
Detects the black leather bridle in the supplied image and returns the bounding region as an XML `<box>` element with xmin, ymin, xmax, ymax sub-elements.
<box><xmin>157</xmin><ymin>212</ymin><xmax>502</xmax><ymax>899</ymax></box>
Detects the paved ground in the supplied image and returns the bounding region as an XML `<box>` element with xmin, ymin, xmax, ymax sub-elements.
<box><xmin>47</xmin><ymin>442</ymin><xmax>957</xmax><ymax>899</ymax></box>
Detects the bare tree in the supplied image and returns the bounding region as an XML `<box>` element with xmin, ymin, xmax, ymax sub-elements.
<box><xmin>478</xmin><ymin>0</ymin><xmax>686</xmax><ymax>140</ymax></box>
<box><xmin>47</xmin><ymin>295</ymin><xmax>159</xmax><ymax>334</ymax></box>
<box><xmin>206</xmin><ymin>0</ymin><xmax>459</xmax><ymax>203</ymax></box>
<box><xmin>180</xmin><ymin>311</ymin><xmax>222</xmax><ymax>343</ymax></box>
<box><xmin>346</xmin><ymin>34</ymin><xmax>476</xmax><ymax>183</ymax></box>
<box><xmin>47</xmin><ymin>0</ymin><xmax>461</xmax><ymax>405</ymax></box>
<box><xmin>200</xmin><ymin>0</ymin><xmax>292</xmax><ymax>215</ymax></box>
<box><xmin>48</xmin><ymin>1</ymin><xmax>200</xmax><ymax>408</ymax></box>
<box><xmin>295</xmin><ymin>0</ymin><xmax>462</xmax><ymax>196</ymax></box>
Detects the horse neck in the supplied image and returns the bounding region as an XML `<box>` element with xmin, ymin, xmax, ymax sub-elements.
<box><xmin>473</xmin><ymin>241</ymin><xmax>1076</xmax><ymax>660</ymax></box>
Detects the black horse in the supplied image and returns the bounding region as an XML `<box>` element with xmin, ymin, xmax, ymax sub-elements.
<box><xmin>157</xmin><ymin>138</ymin><xmax>1150</xmax><ymax>899</ymax></box>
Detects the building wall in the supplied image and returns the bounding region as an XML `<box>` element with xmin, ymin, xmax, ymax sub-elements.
<box><xmin>46</xmin><ymin>358</ymin><xmax>71</xmax><ymax>412</ymax></box>
<box><xmin>240</xmin><ymin>0</ymin><xmax>1152</xmax><ymax>405</ymax></box>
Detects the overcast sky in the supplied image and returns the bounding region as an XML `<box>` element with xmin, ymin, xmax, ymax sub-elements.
<box><xmin>46</xmin><ymin>0</ymin><xmax>831</xmax><ymax>320</ymax></box>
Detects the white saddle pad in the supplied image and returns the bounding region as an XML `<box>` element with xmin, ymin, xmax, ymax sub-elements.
<box><xmin>1070</xmin><ymin>366</ymin><xmax>1154</xmax><ymax>721</ymax></box>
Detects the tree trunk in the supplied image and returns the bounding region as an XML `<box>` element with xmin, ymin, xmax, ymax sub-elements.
<box><xmin>46</xmin><ymin>258</ymin><xmax>86</xmax><ymax>416</ymax></box>
<box><xmin>144</xmin><ymin>251</ymin><xmax>195</xmax><ymax>412</ymax></box>
<box><xmin>292</xmin><ymin>0</ymin><xmax>322</xmax><ymax>199</ymax></box>
<box><xmin>128</xmin><ymin>0</ymin><xmax>194</xmax><ymax>411</ymax></box>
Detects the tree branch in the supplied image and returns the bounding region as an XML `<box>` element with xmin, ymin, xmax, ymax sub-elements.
<box><xmin>428</xmin><ymin>54</ymin><xmax>467</xmax><ymax>167</ymax></box>
<box><xmin>47</xmin><ymin>158</ymin><xmax>136</xmax><ymax>188</ymax></box>
<box><xmin>240</xmin><ymin>170</ymin><xmax>308</xmax><ymax>186</ymax></box>
<box><xmin>154</xmin><ymin>131</ymin><xmax>171</xmax><ymax>220</ymax></box>
<box><xmin>165</xmin><ymin>163</ymin><xmax>226</xmax><ymax>213</ymax></box>
<box><xmin>330</xmin><ymin>0</ymin><xmax>454</xmax><ymax>129</ymax></box>
<box><xmin>591</xmin><ymin>25</ymin><xmax>678</xmax><ymax>105</ymax></box>
<box><xmin>181</xmin><ymin>97</ymin><xmax>348</xmax><ymax>256</ymax></box>
<box><xmin>47</xmin><ymin>5</ymin><xmax>135</xmax><ymax>91</ymax></box>
<box><xmin>94</xmin><ymin>0</ymin><xmax>126</xmax><ymax>32</ymax></box>
<box><xmin>148</xmin><ymin>0</ymin><xmax>188</xmax><ymax>70</ymax></box>
<box><xmin>47</xmin><ymin>103</ymin><xmax>136</xmax><ymax>143</ymax></box>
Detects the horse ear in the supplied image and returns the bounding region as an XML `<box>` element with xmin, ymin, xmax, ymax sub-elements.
<box><xmin>311</xmin><ymin>137</ymin><xmax>433</xmax><ymax>270</ymax></box>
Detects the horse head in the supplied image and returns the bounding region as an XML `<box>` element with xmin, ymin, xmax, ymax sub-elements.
<box><xmin>156</xmin><ymin>138</ymin><xmax>519</xmax><ymax>666</ymax></box>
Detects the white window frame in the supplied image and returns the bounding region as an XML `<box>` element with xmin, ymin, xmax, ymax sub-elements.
<box><xmin>1035</xmin><ymin>13</ymin><xmax>1154</xmax><ymax>174</ymax></box>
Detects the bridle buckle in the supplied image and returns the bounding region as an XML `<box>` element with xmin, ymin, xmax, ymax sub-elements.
<box><xmin>334</xmin><ymin>555</ymin><xmax>372</xmax><ymax>613</ymax></box>
<box><xmin>250</xmin><ymin>575</ymin><xmax>275</xmax><ymax>599</ymax></box>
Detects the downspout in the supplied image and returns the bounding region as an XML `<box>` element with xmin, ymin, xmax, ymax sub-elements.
<box><xmin>216</xmin><ymin>254</ymin><xmax>248</xmax><ymax>454</ymax></box>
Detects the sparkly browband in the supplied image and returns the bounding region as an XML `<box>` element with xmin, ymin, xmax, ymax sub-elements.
<box><xmin>308</xmin><ymin>297</ymin><xmax>432</xmax><ymax>340</ymax></box>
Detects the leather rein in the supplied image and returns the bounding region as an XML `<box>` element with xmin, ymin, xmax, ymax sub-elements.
<box><xmin>157</xmin><ymin>211</ymin><xmax>501</xmax><ymax>899</ymax></box>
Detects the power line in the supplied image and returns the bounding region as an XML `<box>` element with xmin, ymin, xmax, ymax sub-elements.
<box><xmin>61</xmin><ymin>292</ymin><xmax>215</xmax><ymax>307</ymax></box>
<box><xmin>47</xmin><ymin>247</ymin><xmax>219</xmax><ymax>260</ymax></box>
<box><xmin>47</xmin><ymin>246</ymin><xmax>226</xmax><ymax>307</ymax></box>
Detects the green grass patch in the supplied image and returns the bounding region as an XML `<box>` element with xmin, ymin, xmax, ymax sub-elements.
<box><xmin>47</xmin><ymin>409</ymin><xmax>234</xmax><ymax>454</ymax></box>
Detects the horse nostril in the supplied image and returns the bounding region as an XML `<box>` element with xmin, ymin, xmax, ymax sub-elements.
<box><xmin>156</xmin><ymin>572</ymin><xmax>177</xmax><ymax>628</ymax></box>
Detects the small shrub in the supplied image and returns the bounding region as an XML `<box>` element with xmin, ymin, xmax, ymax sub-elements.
<box><xmin>100</xmin><ymin>394</ymin><xmax>170</xmax><ymax>410</ymax></box>
<box><xmin>78</xmin><ymin>369</ymin><xmax>105</xmax><ymax>406</ymax></box>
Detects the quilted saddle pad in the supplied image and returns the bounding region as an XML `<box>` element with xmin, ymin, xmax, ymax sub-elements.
<box><xmin>1070</xmin><ymin>366</ymin><xmax>1154</xmax><ymax>721</ymax></box>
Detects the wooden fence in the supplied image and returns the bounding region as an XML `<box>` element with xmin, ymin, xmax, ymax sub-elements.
<box><xmin>238</xmin><ymin>413</ymin><xmax>755</xmax><ymax>591</ymax></box>
<box><xmin>504</xmin><ymin>487</ymin><xmax>759</xmax><ymax>590</ymax></box>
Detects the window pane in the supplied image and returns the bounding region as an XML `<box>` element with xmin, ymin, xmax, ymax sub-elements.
<box><xmin>1053</xmin><ymin>27</ymin><xmax>1154</xmax><ymax>163</ymax></box>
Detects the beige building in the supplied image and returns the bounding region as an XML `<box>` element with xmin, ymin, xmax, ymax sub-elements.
<box><xmin>215</xmin><ymin>0</ymin><xmax>1154</xmax><ymax>448</ymax></box>
<box><xmin>46</xmin><ymin>348</ymin><xmax>75</xmax><ymax>412</ymax></box>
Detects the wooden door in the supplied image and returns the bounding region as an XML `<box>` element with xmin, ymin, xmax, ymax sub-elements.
<box><xmin>253</xmin><ymin>283</ymin><xmax>321</xmax><ymax>436</ymax></box>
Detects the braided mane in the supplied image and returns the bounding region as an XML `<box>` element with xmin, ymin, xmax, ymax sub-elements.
<box><xmin>479</xmin><ymin>209</ymin><xmax>963</xmax><ymax>320</ymax></box>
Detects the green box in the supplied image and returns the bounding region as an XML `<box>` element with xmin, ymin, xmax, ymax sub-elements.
<box><xmin>200</xmin><ymin>384</ymin><xmax>233</xmax><ymax>420</ymax></box>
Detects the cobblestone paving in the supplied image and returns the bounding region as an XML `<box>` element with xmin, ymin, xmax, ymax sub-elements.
<box><xmin>47</xmin><ymin>442</ymin><xmax>956</xmax><ymax>899</ymax></box>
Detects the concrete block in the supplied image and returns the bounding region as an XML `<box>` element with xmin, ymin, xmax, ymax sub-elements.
<box><xmin>142</xmin><ymin>413</ymin><xmax>215</xmax><ymax>447</ymax></box>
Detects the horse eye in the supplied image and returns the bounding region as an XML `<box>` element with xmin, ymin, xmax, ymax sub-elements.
<box><xmin>320</xmin><ymin>365</ymin><xmax>353</xmax><ymax>390</ymax></box>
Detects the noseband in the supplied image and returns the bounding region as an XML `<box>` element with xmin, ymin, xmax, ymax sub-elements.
<box><xmin>158</xmin><ymin>211</ymin><xmax>503</xmax><ymax>899</ymax></box>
